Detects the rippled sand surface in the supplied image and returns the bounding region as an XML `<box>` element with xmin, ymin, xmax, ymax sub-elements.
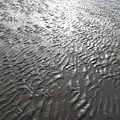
<box><xmin>0</xmin><ymin>0</ymin><xmax>120</xmax><ymax>120</ymax></box>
